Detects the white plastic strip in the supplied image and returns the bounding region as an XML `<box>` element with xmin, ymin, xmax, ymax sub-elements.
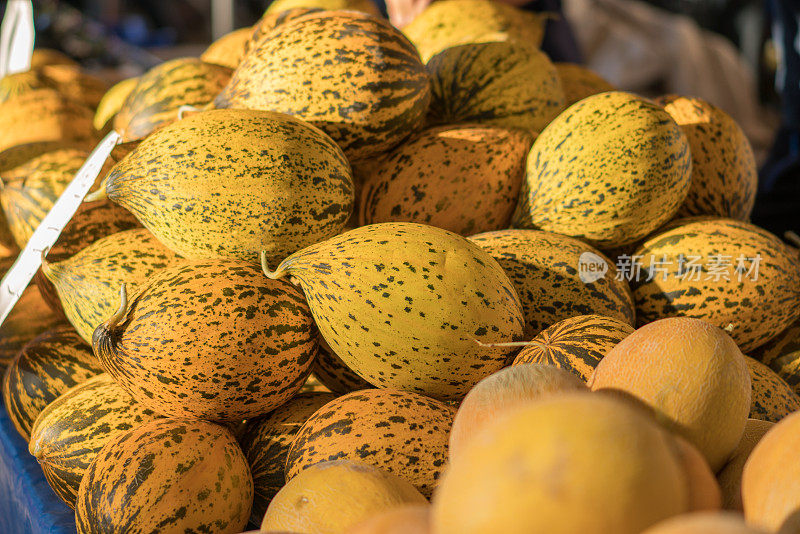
<box><xmin>0</xmin><ymin>0</ymin><xmax>34</xmax><ymax>77</ymax></box>
<box><xmin>0</xmin><ymin>131</ymin><xmax>121</xmax><ymax>326</ymax></box>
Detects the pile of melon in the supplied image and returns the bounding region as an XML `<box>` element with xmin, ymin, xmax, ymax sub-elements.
<box><xmin>1</xmin><ymin>0</ymin><xmax>799</xmax><ymax>533</ymax></box>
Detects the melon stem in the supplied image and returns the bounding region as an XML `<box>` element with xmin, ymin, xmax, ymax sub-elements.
<box><xmin>39</xmin><ymin>248</ymin><xmax>51</xmax><ymax>276</ymax></box>
<box><xmin>84</xmin><ymin>188</ymin><xmax>107</xmax><ymax>203</ymax></box>
<box><xmin>261</xmin><ymin>250</ymin><xmax>285</xmax><ymax>280</ymax></box>
<box><xmin>103</xmin><ymin>284</ymin><xmax>128</xmax><ymax>330</ymax></box>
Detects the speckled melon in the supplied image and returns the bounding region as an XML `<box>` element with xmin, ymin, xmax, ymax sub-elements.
<box><xmin>240</xmin><ymin>391</ymin><xmax>337</xmax><ymax>525</ymax></box>
<box><xmin>746</xmin><ymin>356</ymin><xmax>800</xmax><ymax>423</ymax></box>
<box><xmin>513</xmin><ymin>314</ymin><xmax>635</xmax><ymax>382</ymax></box>
<box><xmin>215</xmin><ymin>11</ymin><xmax>430</xmax><ymax>160</ymax></box>
<box><xmin>359</xmin><ymin>125</ymin><xmax>532</xmax><ymax>235</ymax></box>
<box><xmin>0</xmin><ymin>65</ymin><xmax>108</xmax><ymax>109</ymax></box>
<box><xmin>113</xmin><ymin>58</ymin><xmax>232</xmax><ymax>142</ymax></box>
<box><xmin>555</xmin><ymin>63</ymin><xmax>615</xmax><ymax>106</ymax></box>
<box><xmin>0</xmin><ymin>287</ymin><xmax>65</xmax><ymax>370</ymax></box>
<box><xmin>42</xmin><ymin>228</ymin><xmax>181</xmax><ymax>344</ymax></box>
<box><xmin>93</xmin><ymin>260</ymin><xmax>317</xmax><ymax>421</ymax></box>
<box><xmin>286</xmin><ymin>389</ymin><xmax>455</xmax><ymax>496</ymax></box>
<box><xmin>263</xmin><ymin>223</ymin><xmax>525</xmax><ymax>400</ymax></box>
<box><xmin>312</xmin><ymin>341</ymin><xmax>373</xmax><ymax>394</ymax></box>
<box><xmin>427</xmin><ymin>42</ymin><xmax>564</xmax><ymax>134</ymax></box>
<box><xmin>0</xmin><ymin>88</ymin><xmax>96</xmax><ymax>153</ymax></box>
<box><xmin>469</xmin><ymin>229</ymin><xmax>635</xmax><ymax>337</ymax></box>
<box><xmin>28</xmin><ymin>374</ymin><xmax>161</xmax><ymax>508</ymax></box>
<box><xmin>403</xmin><ymin>0</ymin><xmax>546</xmax><ymax>63</ymax></box>
<box><xmin>512</xmin><ymin>91</ymin><xmax>692</xmax><ymax>248</ymax></box>
<box><xmin>244</xmin><ymin>8</ymin><xmax>321</xmax><ymax>57</ymax></box>
<box><xmin>201</xmin><ymin>27</ymin><xmax>253</xmax><ymax>69</ymax></box>
<box><xmin>2</xmin><ymin>326</ymin><xmax>103</xmax><ymax>441</ymax></box>
<box><xmin>96</xmin><ymin>109</ymin><xmax>353</xmax><ymax>265</ymax></box>
<box><xmin>633</xmin><ymin>218</ymin><xmax>800</xmax><ymax>353</ymax></box>
<box><xmin>268</xmin><ymin>0</ymin><xmax>380</xmax><ymax>15</ymax></box>
<box><xmin>656</xmin><ymin>95</ymin><xmax>757</xmax><ymax>220</ymax></box>
<box><xmin>93</xmin><ymin>77</ymin><xmax>139</xmax><ymax>133</ymax></box>
<box><xmin>756</xmin><ymin>319</ymin><xmax>800</xmax><ymax>396</ymax></box>
<box><xmin>75</xmin><ymin>418</ymin><xmax>253</xmax><ymax>534</ymax></box>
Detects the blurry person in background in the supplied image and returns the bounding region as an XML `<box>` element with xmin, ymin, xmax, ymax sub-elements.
<box><xmin>383</xmin><ymin>0</ymin><xmax>582</xmax><ymax>62</ymax></box>
<box><xmin>752</xmin><ymin>0</ymin><xmax>800</xmax><ymax>236</ymax></box>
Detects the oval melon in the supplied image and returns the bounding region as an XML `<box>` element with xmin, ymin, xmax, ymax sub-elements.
<box><xmin>670</xmin><ymin>435</ymin><xmax>722</xmax><ymax>512</ymax></box>
<box><xmin>555</xmin><ymin>63</ymin><xmax>615</xmax><ymax>106</ymax></box>
<box><xmin>513</xmin><ymin>314</ymin><xmax>635</xmax><ymax>381</ymax></box>
<box><xmin>0</xmin><ymin>287</ymin><xmax>65</xmax><ymax>370</ymax></box>
<box><xmin>469</xmin><ymin>229</ymin><xmax>635</xmax><ymax>337</ymax></box>
<box><xmin>641</xmin><ymin>512</ymin><xmax>768</xmax><ymax>534</ymax></box>
<box><xmin>264</xmin><ymin>222</ymin><xmax>525</xmax><ymax>400</ymax></box>
<box><xmin>632</xmin><ymin>218</ymin><xmax>800</xmax><ymax>353</ymax></box>
<box><xmin>215</xmin><ymin>11</ymin><xmax>430</xmax><ymax>160</ymax></box>
<box><xmin>0</xmin><ymin>65</ymin><xmax>107</xmax><ymax>109</ymax></box>
<box><xmin>287</xmin><ymin>389</ymin><xmax>455</xmax><ymax>496</ymax></box>
<box><xmin>426</xmin><ymin>42</ymin><xmax>564</xmax><ymax>134</ymax></box>
<box><xmin>28</xmin><ymin>374</ymin><xmax>160</xmax><ymax>508</ymax></box>
<box><xmin>313</xmin><ymin>342</ymin><xmax>373</xmax><ymax>394</ymax></box>
<box><xmin>717</xmin><ymin>418</ymin><xmax>774</xmax><ymax>511</ymax></box>
<box><xmin>746</xmin><ymin>356</ymin><xmax>800</xmax><ymax>423</ymax></box>
<box><xmin>512</xmin><ymin>91</ymin><xmax>692</xmax><ymax>249</ymax></box>
<box><xmin>93</xmin><ymin>77</ymin><xmax>139</xmax><ymax>133</ymax></box>
<box><xmin>347</xmin><ymin>505</ymin><xmax>430</xmax><ymax>534</ymax></box>
<box><xmin>359</xmin><ymin>125</ymin><xmax>532</xmax><ymax>235</ymax></box>
<box><xmin>590</xmin><ymin>317</ymin><xmax>751</xmax><ymax>471</ymax></box>
<box><xmin>755</xmin><ymin>319</ymin><xmax>800</xmax><ymax>396</ymax></box>
<box><xmin>75</xmin><ymin>418</ymin><xmax>253</xmax><ymax>534</ymax></box>
<box><xmin>245</xmin><ymin>8</ymin><xmax>321</xmax><ymax>56</ymax></box>
<box><xmin>201</xmin><ymin>27</ymin><xmax>253</xmax><ymax>69</ymax></box>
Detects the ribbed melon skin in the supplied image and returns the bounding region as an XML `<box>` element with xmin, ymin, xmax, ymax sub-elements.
<box><xmin>513</xmin><ymin>315</ymin><xmax>635</xmax><ymax>382</ymax></box>
<box><xmin>3</xmin><ymin>326</ymin><xmax>103</xmax><ymax>441</ymax></box>
<box><xmin>286</xmin><ymin>389</ymin><xmax>455</xmax><ymax>497</ymax></box>
<box><xmin>75</xmin><ymin>418</ymin><xmax>253</xmax><ymax>534</ymax></box>
<box><xmin>240</xmin><ymin>392</ymin><xmax>337</xmax><ymax>526</ymax></box>
<box><xmin>633</xmin><ymin>218</ymin><xmax>800</xmax><ymax>353</ymax></box>
<box><xmin>28</xmin><ymin>374</ymin><xmax>161</xmax><ymax>508</ymax></box>
<box><xmin>215</xmin><ymin>11</ymin><xmax>430</xmax><ymax>160</ymax></box>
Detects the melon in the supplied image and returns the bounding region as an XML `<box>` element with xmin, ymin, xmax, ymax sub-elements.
<box><xmin>347</xmin><ymin>505</ymin><xmax>430</xmax><ymax>534</ymax></box>
<box><xmin>0</xmin><ymin>65</ymin><xmax>108</xmax><ymax>109</ymax></box>
<box><xmin>632</xmin><ymin>218</ymin><xmax>800</xmax><ymax>353</ymax></box>
<box><xmin>590</xmin><ymin>317</ymin><xmax>751</xmax><ymax>471</ymax></box>
<box><xmin>430</xmin><ymin>392</ymin><xmax>689</xmax><ymax>534</ymax></box>
<box><xmin>756</xmin><ymin>319</ymin><xmax>800</xmax><ymax>396</ymax></box>
<box><xmin>426</xmin><ymin>42</ymin><xmax>564</xmax><ymax>133</ymax></box>
<box><xmin>469</xmin><ymin>229</ymin><xmax>635</xmax><ymax>337</ymax></box>
<box><xmin>245</xmin><ymin>8</ymin><xmax>321</xmax><ymax>56</ymax></box>
<box><xmin>513</xmin><ymin>314</ymin><xmax>635</xmax><ymax>381</ymax></box>
<box><xmin>641</xmin><ymin>512</ymin><xmax>768</xmax><ymax>534</ymax></box>
<box><xmin>30</xmin><ymin>49</ymin><xmax>78</xmax><ymax>68</ymax></box>
<box><xmin>215</xmin><ymin>11</ymin><xmax>430</xmax><ymax>160</ymax></box>
<box><xmin>313</xmin><ymin>342</ymin><xmax>373</xmax><ymax>394</ymax></box>
<box><xmin>263</xmin><ymin>223</ymin><xmax>525</xmax><ymax>400</ymax></box>
<box><xmin>746</xmin><ymin>356</ymin><xmax>800</xmax><ymax>423</ymax></box>
<box><xmin>287</xmin><ymin>389</ymin><xmax>455</xmax><ymax>496</ymax></box>
<box><xmin>670</xmin><ymin>435</ymin><xmax>722</xmax><ymax>512</ymax></box>
<box><xmin>555</xmin><ymin>63</ymin><xmax>615</xmax><ymax>106</ymax></box>
<box><xmin>262</xmin><ymin>460</ymin><xmax>427</xmax><ymax>534</ymax></box>
<box><xmin>359</xmin><ymin>125</ymin><xmax>532</xmax><ymax>235</ymax></box>
<box><xmin>717</xmin><ymin>419</ymin><xmax>774</xmax><ymax>511</ymax></box>
<box><xmin>512</xmin><ymin>91</ymin><xmax>692</xmax><ymax>249</ymax></box>
<box><xmin>201</xmin><ymin>27</ymin><xmax>253</xmax><ymax>69</ymax></box>
<box><xmin>266</xmin><ymin>0</ymin><xmax>381</xmax><ymax>15</ymax></box>
<box><xmin>92</xmin><ymin>77</ymin><xmax>138</xmax><ymax>133</ymax></box>
<box><xmin>75</xmin><ymin>418</ymin><xmax>253</xmax><ymax>534</ymax></box>
<box><xmin>0</xmin><ymin>287</ymin><xmax>65</xmax><ymax>370</ymax></box>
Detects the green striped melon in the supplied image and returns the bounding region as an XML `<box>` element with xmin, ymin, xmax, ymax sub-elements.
<box><xmin>3</xmin><ymin>326</ymin><xmax>103</xmax><ymax>441</ymax></box>
<box><xmin>286</xmin><ymin>389</ymin><xmax>455</xmax><ymax>497</ymax></box>
<box><xmin>403</xmin><ymin>0</ymin><xmax>546</xmax><ymax>63</ymax></box>
<box><xmin>756</xmin><ymin>319</ymin><xmax>800</xmax><ymax>396</ymax></box>
<box><xmin>215</xmin><ymin>11</ymin><xmax>430</xmax><ymax>160</ymax></box>
<box><xmin>263</xmin><ymin>223</ymin><xmax>525</xmax><ymax>400</ymax></box>
<box><xmin>240</xmin><ymin>391</ymin><xmax>337</xmax><ymax>525</ymax></box>
<box><xmin>512</xmin><ymin>91</ymin><xmax>692</xmax><ymax>249</ymax></box>
<box><xmin>75</xmin><ymin>418</ymin><xmax>253</xmax><ymax>534</ymax></box>
<box><xmin>28</xmin><ymin>374</ymin><xmax>161</xmax><ymax>508</ymax></box>
<box><xmin>312</xmin><ymin>342</ymin><xmax>373</xmax><ymax>394</ymax></box>
<box><xmin>359</xmin><ymin>125</ymin><xmax>532</xmax><ymax>235</ymax></box>
<box><xmin>633</xmin><ymin>218</ymin><xmax>800</xmax><ymax>353</ymax></box>
<box><xmin>427</xmin><ymin>42</ymin><xmax>564</xmax><ymax>134</ymax></box>
<box><xmin>95</xmin><ymin>109</ymin><xmax>353</xmax><ymax>265</ymax></box>
<box><xmin>469</xmin><ymin>229</ymin><xmax>635</xmax><ymax>337</ymax></box>
<box><xmin>555</xmin><ymin>63</ymin><xmax>615</xmax><ymax>106</ymax></box>
<box><xmin>746</xmin><ymin>356</ymin><xmax>800</xmax><ymax>423</ymax></box>
<box><xmin>0</xmin><ymin>287</ymin><xmax>65</xmax><ymax>370</ymax></box>
<box><xmin>513</xmin><ymin>315</ymin><xmax>635</xmax><ymax>382</ymax></box>
<box><xmin>113</xmin><ymin>58</ymin><xmax>232</xmax><ymax>142</ymax></box>
<box><xmin>92</xmin><ymin>260</ymin><xmax>317</xmax><ymax>421</ymax></box>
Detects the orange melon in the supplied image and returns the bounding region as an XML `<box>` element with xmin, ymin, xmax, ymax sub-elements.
<box><xmin>717</xmin><ymin>419</ymin><xmax>774</xmax><ymax>511</ymax></box>
<box><xmin>746</xmin><ymin>356</ymin><xmax>800</xmax><ymax>423</ymax></box>
<box><xmin>347</xmin><ymin>505</ymin><xmax>430</xmax><ymax>534</ymax></box>
<box><xmin>641</xmin><ymin>512</ymin><xmax>768</xmax><ymax>534</ymax></box>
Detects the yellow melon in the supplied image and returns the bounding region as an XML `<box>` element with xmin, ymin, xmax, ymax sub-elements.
<box><xmin>555</xmin><ymin>63</ymin><xmax>615</xmax><ymax>106</ymax></box>
<box><xmin>717</xmin><ymin>419</ymin><xmax>774</xmax><ymax>511</ymax></box>
<box><xmin>347</xmin><ymin>505</ymin><xmax>430</xmax><ymax>534</ymax></box>
<box><xmin>669</xmin><ymin>435</ymin><xmax>722</xmax><ymax>512</ymax></box>
<box><xmin>641</xmin><ymin>512</ymin><xmax>768</xmax><ymax>534</ymax></box>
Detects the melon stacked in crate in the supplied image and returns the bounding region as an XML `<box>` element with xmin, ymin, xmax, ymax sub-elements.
<box><xmin>0</xmin><ymin>1</ymin><xmax>798</xmax><ymax>534</ymax></box>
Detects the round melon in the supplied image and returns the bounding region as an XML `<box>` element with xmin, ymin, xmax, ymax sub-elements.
<box><xmin>264</xmin><ymin>223</ymin><xmax>525</xmax><ymax>400</ymax></box>
<box><xmin>0</xmin><ymin>286</ymin><xmax>65</xmax><ymax>370</ymax></box>
<box><xmin>641</xmin><ymin>512</ymin><xmax>768</xmax><ymax>534</ymax></box>
<box><xmin>513</xmin><ymin>314</ymin><xmax>635</xmax><ymax>382</ymax></box>
<box><xmin>28</xmin><ymin>374</ymin><xmax>161</xmax><ymax>508</ymax></box>
<box><xmin>347</xmin><ymin>505</ymin><xmax>430</xmax><ymax>534</ymax></box>
<box><xmin>449</xmin><ymin>364</ymin><xmax>586</xmax><ymax>460</ymax></box>
<box><xmin>75</xmin><ymin>418</ymin><xmax>253</xmax><ymax>534</ymax></box>
<box><xmin>312</xmin><ymin>342</ymin><xmax>373</xmax><ymax>394</ymax></box>
<box><xmin>426</xmin><ymin>42</ymin><xmax>564</xmax><ymax>134</ymax></box>
<box><xmin>201</xmin><ymin>27</ymin><xmax>253</xmax><ymax>69</ymax></box>
<box><xmin>92</xmin><ymin>260</ymin><xmax>317</xmax><ymax>422</ymax></box>
<box><xmin>717</xmin><ymin>418</ymin><xmax>774</xmax><ymax>511</ymax></box>
<box><xmin>670</xmin><ymin>435</ymin><xmax>722</xmax><ymax>512</ymax></box>
<box><xmin>403</xmin><ymin>0</ymin><xmax>545</xmax><ymax>63</ymax></box>
<box><xmin>93</xmin><ymin>77</ymin><xmax>139</xmax><ymax>132</ymax></box>
<box><xmin>215</xmin><ymin>11</ymin><xmax>430</xmax><ymax>160</ymax></box>
<box><xmin>240</xmin><ymin>392</ymin><xmax>338</xmax><ymax>526</ymax></box>
<box><xmin>555</xmin><ymin>63</ymin><xmax>615</xmax><ymax>106</ymax></box>
<box><xmin>359</xmin><ymin>125</ymin><xmax>532</xmax><ymax>235</ymax></box>
<box><xmin>430</xmin><ymin>392</ymin><xmax>689</xmax><ymax>534</ymax></box>
<box><xmin>263</xmin><ymin>460</ymin><xmax>427</xmax><ymax>534</ymax></box>
<box><xmin>469</xmin><ymin>229</ymin><xmax>635</xmax><ymax>337</ymax></box>
<box><xmin>756</xmin><ymin>319</ymin><xmax>800</xmax><ymax>396</ymax></box>
<box><xmin>287</xmin><ymin>389</ymin><xmax>455</xmax><ymax>496</ymax></box>
<box><xmin>590</xmin><ymin>317</ymin><xmax>751</xmax><ymax>472</ymax></box>
<box><xmin>632</xmin><ymin>218</ymin><xmax>800</xmax><ymax>353</ymax></box>
<box><xmin>512</xmin><ymin>91</ymin><xmax>692</xmax><ymax>249</ymax></box>
<box><xmin>746</xmin><ymin>356</ymin><xmax>800</xmax><ymax>423</ymax></box>
<box><xmin>266</xmin><ymin>0</ymin><xmax>381</xmax><ymax>15</ymax></box>
<box><xmin>657</xmin><ymin>95</ymin><xmax>757</xmax><ymax>220</ymax></box>
<box><xmin>742</xmin><ymin>410</ymin><xmax>800</xmax><ymax>530</ymax></box>
<box><xmin>3</xmin><ymin>326</ymin><xmax>103</xmax><ymax>441</ymax></box>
